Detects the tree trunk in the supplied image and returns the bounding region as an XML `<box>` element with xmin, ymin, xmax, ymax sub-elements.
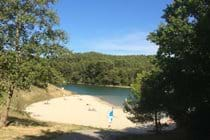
<box><xmin>0</xmin><ymin>86</ymin><xmax>14</xmax><ymax>127</ymax></box>
<box><xmin>15</xmin><ymin>18</ymin><xmax>20</xmax><ymax>51</ymax></box>
<box><xmin>154</xmin><ymin>111</ymin><xmax>159</xmax><ymax>133</ymax></box>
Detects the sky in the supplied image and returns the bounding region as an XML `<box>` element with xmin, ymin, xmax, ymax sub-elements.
<box><xmin>55</xmin><ymin>0</ymin><xmax>172</xmax><ymax>55</ymax></box>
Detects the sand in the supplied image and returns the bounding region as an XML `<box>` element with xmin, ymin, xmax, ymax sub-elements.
<box><xmin>26</xmin><ymin>95</ymin><xmax>138</xmax><ymax>130</ymax></box>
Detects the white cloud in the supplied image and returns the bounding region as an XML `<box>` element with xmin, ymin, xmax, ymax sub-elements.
<box><xmin>73</xmin><ymin>31</ymin><xmax>158</xmax><ymax>55</ymax></box>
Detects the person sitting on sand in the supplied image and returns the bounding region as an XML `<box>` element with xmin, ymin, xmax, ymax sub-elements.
<box><xmin>108</xmin><ymin>107</ymin><xmax>114</xmax><ymax>128</ymax></box>
<box><xmin>88</xmin><ymin>107</ymin><xmax>96</xmax><ymax>111</ymax></box>
<box><xmin>63</xmin><ymin>94</ymin><xmax>66</xmax><ymax>100</ymax></box>
<box><xmin>44</xmin><ymin>100</ymin><xmax>49</xmax><ymax>104</ymax></box>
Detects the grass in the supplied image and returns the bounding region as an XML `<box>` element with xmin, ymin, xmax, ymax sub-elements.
<box><xmin>0</xmin><ymin>117</ymin><xmax>93</xmax><ymax>140</ymax></box>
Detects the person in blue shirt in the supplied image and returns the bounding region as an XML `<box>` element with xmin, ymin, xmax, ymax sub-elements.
<box><xmin>108</xmin><ymin>107</ymin><xmax>114</xmax><ymax>128</ymax></box>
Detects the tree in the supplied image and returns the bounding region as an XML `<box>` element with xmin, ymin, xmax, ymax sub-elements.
<box><xmin>147</xmin><ymin>0</ymin><xmax>210</xmax><ymax>137</ymax></box>
<box><xmin>126</xmin><ymin>1</ymin><xmax>210</xmax><ymax>136</ymax></box>
<box><xmin>0</xmin><ymin>0</ymin><xmax>66</xmax><ymax>127</ymax></box>
<box><xmin>47</xmin><ymin>47</ymin><xmax>73</xmax><ymax>84</ymax></box>
<box><xmin>125</xmin><ymin>70</ymin><xmax>165</xmax><ymax>133</ymax></box>
<box><xmin>65</xmin><ymin>52</ymin><xmax>154</xmax><ymax>86</ymax></box>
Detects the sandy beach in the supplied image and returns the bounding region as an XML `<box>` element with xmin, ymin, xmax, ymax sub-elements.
<box><xmin>26</xmin><ymin>95</ymin><xmax>138</xmax><ymax>130</ymax></box>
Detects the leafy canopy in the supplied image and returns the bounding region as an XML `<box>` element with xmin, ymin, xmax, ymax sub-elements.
<box><xmin>0</xmin><ymin>0</ymin><xmax>68</xmax><ymax>92</ymax></box>
<box><xmin>126</xmin><ymin>0</ymin><xmax>210</xmax><ymax>136</ymax></box>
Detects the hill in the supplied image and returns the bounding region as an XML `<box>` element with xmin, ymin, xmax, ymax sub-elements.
<box><xmin>63</xmin><ymin>52</ymin><xmax>155</xmax><ymax>86</ymax></box>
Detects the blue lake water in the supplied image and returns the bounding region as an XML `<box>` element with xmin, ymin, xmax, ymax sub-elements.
<box><xmin>64</xmin><ymin>84</ymin><xmax>132</xmax><ymax>106</ymax></box>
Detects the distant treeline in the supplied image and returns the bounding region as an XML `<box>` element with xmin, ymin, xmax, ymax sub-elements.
<box><xmin>51</xmin><ymin>52</ymin><xmax>155</xmax><ymax>86</ymax></box>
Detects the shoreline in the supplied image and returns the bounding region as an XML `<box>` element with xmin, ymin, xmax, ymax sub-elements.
<box><xmin>63</xmin><ymin>83</ymin><xmax>131</xmax><ymax>89</ymax></box>
<box><xmin>90</xmin><ymin>95</ymin><xmax>121</xmax><ymax>109</ymax></box>
<box><xmin>59</xmin><ymin>85</ymin><xmax>121</xmax><ymax>108</ymax></box>
<box><xmin>61</xmin><ymin>84</ymin><xmax>130</xmax><ymax>107</ymax></box>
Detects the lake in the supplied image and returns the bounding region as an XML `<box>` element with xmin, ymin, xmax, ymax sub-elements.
<box><xmin>64</xmin><ymin>84</ymin><xmax>132</xmax><ymax>106</ymax></box>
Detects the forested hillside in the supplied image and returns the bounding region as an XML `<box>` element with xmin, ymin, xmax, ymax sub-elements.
<box><xmin>57</xmin><ymin>52</ymin><xmax>154</xmax><ymax>86</ymax></box>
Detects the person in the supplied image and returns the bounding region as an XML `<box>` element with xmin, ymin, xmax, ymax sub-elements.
<box><xmin>108</xmin><ymin>107</ymin><xmax>114</xmax><ymax>128</ymax></box>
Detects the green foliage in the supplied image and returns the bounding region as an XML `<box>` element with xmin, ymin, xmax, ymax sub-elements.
<box><xmin>31</xmin><ymin>59</ymin><xmax>64</xmax><ymax>88</ymax></box>
<box><xmin>0</xmin><ymin>0</ymin><xmax>67</xmax><ymax>126</ymax></box>
<box><xmin>126</xmin><ymin>0</ymin><xmax>210</xmax><ymax>137</ymax></box>
<box><xmin>131</xmin><ymin>71</ymin><xmax>149</xmax><ymax>97</ymax></box>
<box><xmin>125</xmin><ymin>70</ymin><xmax>165</xmax><ymax>125</ymax></box>
<box><xmin>0</xmin><ymin>52</ymin><xmax>35</xmax><ymax>91</ymax></box>
<box><xmin>64</xmin><ymin>52</ymin><xmax>155</xmax><ymax>86</ymax></box>
<box><xmin>149</xmin><ymin>0</ymin><xmax>210</xmax><ymax>130</ymax></box>
<box><xmin>0</xmin><ymin>0</ymin><xmax>66</xmax><ymax>91</ymax></box>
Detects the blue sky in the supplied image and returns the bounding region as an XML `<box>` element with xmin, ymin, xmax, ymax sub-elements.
<box><xmin>55</xmin><ymin>0</ymin><xmax>172</xmax><ymax>55</ymax></box>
